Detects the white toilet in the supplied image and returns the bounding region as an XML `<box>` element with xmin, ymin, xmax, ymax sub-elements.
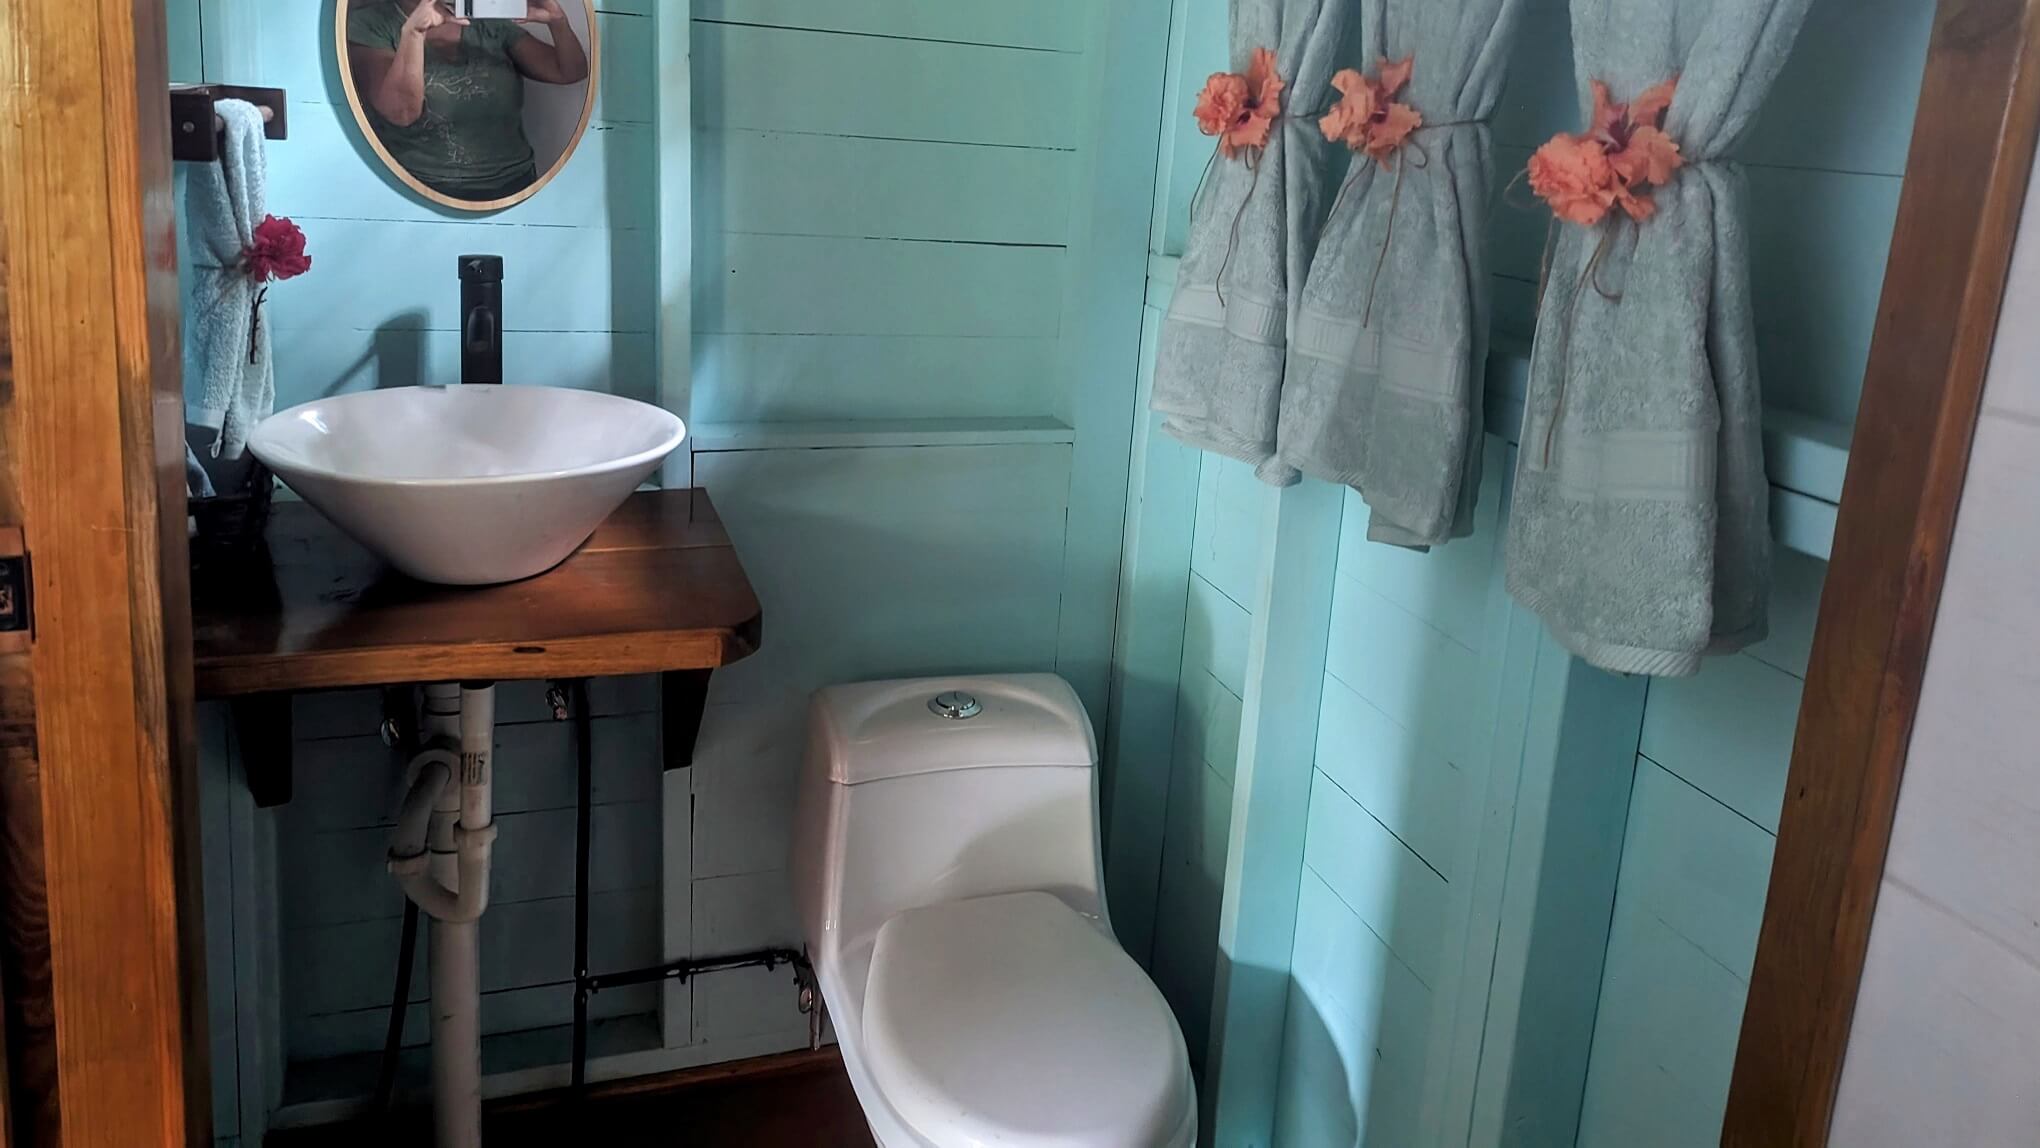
<box><xmin>792</xmin><ymin>673</ymin><xmax>1198</xmax><ymax>1147</ymax></box>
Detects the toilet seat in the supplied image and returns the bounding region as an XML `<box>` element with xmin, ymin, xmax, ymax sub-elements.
<box><xmin>861</xmin><ymin>891</ymin><xmax>1196</xmax><ymax>1147</ymax></box>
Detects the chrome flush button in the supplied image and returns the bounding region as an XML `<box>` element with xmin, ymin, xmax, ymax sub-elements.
<box><xmin>929</xmin><ymin>691</ymin><xmax>983</xmax><ymax>720</ymax></box>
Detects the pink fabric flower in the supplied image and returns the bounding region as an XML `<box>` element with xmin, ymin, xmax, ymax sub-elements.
<box><xmin>1195</xmin><ymin>47</ymin><xmax>1286</xmax><ymax>159</ymax></box>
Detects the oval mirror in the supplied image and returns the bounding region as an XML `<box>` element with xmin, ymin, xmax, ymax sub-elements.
<box><xmin>337</xmin><ymin>0</ymin><xmax>599</xmax><ymax>212</ymax></box>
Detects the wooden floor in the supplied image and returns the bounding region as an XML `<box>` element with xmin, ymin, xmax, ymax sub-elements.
<box><xmin>266</xmin><ymin>1049</ymin><xmax>876</xmax><ymax>1147</ymax></box>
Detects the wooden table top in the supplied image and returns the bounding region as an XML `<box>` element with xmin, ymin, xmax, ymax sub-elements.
<box><xmin>191</xmin><ymin>489</ymin><xmax>762</xmax><ymax>698</ymax></box>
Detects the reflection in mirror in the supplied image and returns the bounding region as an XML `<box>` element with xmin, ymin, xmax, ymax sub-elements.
<box><xmin>339</xmin><ymin>0</ymin><xmax>598</xmax><ymax>211</ymax></box>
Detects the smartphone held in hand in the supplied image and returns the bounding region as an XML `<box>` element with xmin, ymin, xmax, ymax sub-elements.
<box><xmin>457</xmin><ymin>0</ymin><xmax>528</xmax><ymax>19</ymax></box>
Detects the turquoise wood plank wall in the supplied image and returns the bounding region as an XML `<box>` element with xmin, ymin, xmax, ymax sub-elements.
<box><xmin>1491</xmin><ymin>3</ymin><xmax>1929</xmax><ymax>1144</ymax></box>
<box><xmin>170</xmin><ymin>5</ymin><xmax>666</xmax><ymax>1143</ymax></box>
<box><xmin>180</xmin><ymin>0</ymin><xmax>662</xmax><ymax>409</ymax></box>
<box><xmin>1150</xmin><ymin>454</ymin><xmax>1269</xmax><ymax>1076</ymax></box>
<box><xmin>1117</xmin><ymin>0</ymin><xmax>1933</xmax><ymax>1144</ymax></box>
<box><xmin>173</xmin><ymin>1</ymin><xmax>1159</xmax><ymax>1142</ymax></box>
<box><xmin>1573</xmin><ymin>551</ymin><xmax>1828</xmax><ymax>1147</ymax></box>
<box><xmin>680</xmin><ymin>0</ymin><xmax>1151</xmax><ymax>1058</ymax></box>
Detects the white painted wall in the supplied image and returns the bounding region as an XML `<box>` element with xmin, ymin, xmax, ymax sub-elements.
<box><xmin>1829</xmin><ymin>164</ymin><xmax>2040</xmax><ymax>1145</ymax></box>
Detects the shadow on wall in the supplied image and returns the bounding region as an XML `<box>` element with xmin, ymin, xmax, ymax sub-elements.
<box><xmin>315</xmin><ymin>308</ymin><xmax>430</xmax><ymax>395</ymax></box>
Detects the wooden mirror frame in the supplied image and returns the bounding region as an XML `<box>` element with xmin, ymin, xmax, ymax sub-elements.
<box><xmin>333</xmin><ymin>0</ymin><xmax>602</xmax><ymax>214</ymax></box>
<box><xmin>1724</xmin><ymin>0</ymin><xmax>2040</xmax><ymax>1143</ymax></box>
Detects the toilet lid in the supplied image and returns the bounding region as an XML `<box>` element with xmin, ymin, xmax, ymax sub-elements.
<box><xmin>862</xmin><ymin>891</ymin><xmax>1194</xmax><ymax>1147</ymax></box>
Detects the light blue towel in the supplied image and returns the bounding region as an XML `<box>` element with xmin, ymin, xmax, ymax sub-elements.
<box><xmin>1150</xmin><ymin>0</ymin><xmax>1354</xmax><ymax>483</ymax></box>
<box><xmin>185</xmin><ymin>99</ymin><xmax>273</xmax><ymax>461</ymax></box>
<box><xmin>1278</xmin><ymin>0</ymin><xmax>1527</xmax><ymax>548</ymax></box>
<box><xmin>1505</xmin><ymin>0</ymin><xmax>1812</xmax><ymax>676</ymax></box>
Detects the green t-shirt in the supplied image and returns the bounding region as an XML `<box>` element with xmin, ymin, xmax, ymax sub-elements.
<box><xmin>348</xmin><ymin>3</ymin><xmax>536</xmax><ymax>199</ymax></box>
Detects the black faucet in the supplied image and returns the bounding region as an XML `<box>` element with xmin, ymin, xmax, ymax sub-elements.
<box><xmin>459</xmin><ymin>254</ymin><xmax>504</xmax><ymax>385</ymax></box>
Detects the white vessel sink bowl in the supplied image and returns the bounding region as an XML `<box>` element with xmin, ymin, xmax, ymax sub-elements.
<box><xmin>248</xmin><ymin>385</ymin><xmax>686</xmax><ymax>586</ymax></box>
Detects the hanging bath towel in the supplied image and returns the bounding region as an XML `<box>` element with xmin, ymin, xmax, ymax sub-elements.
<box><xmin>1150</xmin><ymin>0</ymin><xmax>1353</xmax><ymax>483</ymax></box>
<box><xmin>1506</xmin><ymin>0</ymin><xmax>1813</xmax><ymax>676</ymax></box>
<box><xmin>186</xmin><ymin>98</ymin><xmax>274</xmax><ymax>461</ymax></box>
<box><xmin>1276</xmin><ymin>0</ymin><xmax>1527</xmax><ymax>548</ymax></box>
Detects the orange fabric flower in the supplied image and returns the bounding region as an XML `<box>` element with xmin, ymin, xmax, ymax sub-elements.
<box><xmin>1318</xmin><ymin>69</ymin><xmax>1380</xmax><ymax>149</ymax></box>
<box><xmin>1610</xmin><ymin>125</ymin><xmax>1683</xmax><ymax>189</ymax></box>
<box><xmin>1532</xmin><ymin>75</ymin><xmax>1684</xmax><ymax>225</ymax></box>
<box><xmin>1528</xmin><ymin>135</ymin><xmax>1618</xmax><ymax>226</ymax></box>
<box><xmin>1368</xmin><ymin>101</ymin><xmax>1424</xmax><ymax>164</ymax></box>
<box><xmin>1196</xmin><ymin>46</ymin><xmax>1286</xmax><ymax>159</ymax></box>
<box><xmin>1318</xmin><ymin>56</ymin><xmax>1423</xmax><ymax>167</ymax></box>
<box><xmin>1194</xmin><ymin>73</ymin><xmax>1248</xmax><ymax>139</ymax></box>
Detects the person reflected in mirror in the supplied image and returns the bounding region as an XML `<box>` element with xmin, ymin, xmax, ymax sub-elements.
<box><xmin>347</xmin><ymin>0</ymin><xmax>589</xmax><ymax>202</ymax></box>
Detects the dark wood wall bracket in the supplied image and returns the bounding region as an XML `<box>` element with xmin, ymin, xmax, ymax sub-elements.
<box><xmin>229</xmin><ymin>694</ymin><xmax>293</xmax><ymax>808</ymax></box>
<box><xmin>169</xmin><ymin>84</ymin><xmax>287</xmax><ymax>163</ymax></box>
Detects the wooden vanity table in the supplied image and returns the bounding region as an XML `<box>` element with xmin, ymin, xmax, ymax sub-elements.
<box><xmin>192</xmin><ymin>487</ymin><xmax>761</xmax><ymax>803</ymax></box>
<box><xmin>190</xmin><ymin>487</ymin><xmax>789</xmax><ymax>1094</ymax></box>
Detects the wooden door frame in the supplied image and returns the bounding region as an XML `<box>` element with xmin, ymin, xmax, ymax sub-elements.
<box><xmin>1725</xmin><ymin>0</ymin><xmax>2040</xmax><ymax>1142</ymax></box>
<box><xmin>0</xmin><ymin>0</ymin><xmax>207</xmax><ymax>1143</ymax></box>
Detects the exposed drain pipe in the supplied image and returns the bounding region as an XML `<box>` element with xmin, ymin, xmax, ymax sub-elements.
<box><xmin>388</xmin><ymin>682</ymin><xmax>498</xmax><ymax>1148</ymax></box>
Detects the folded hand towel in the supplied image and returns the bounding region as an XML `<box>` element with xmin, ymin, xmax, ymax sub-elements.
<box><xmin>1277</xmin><ymin>0</ymin><xmax>1526</xmax><ymax>548</ymax></box>
<box><xmin>1505</xmin><ymin>0</ymin><xmax>1812</xmax><ymax>676</ymax></box>
<box><xmin>186</xmin><ymin>99</ymin><xmax>273</xmax><ymax>461</ymax></box>
<box><xmin>1151</xmin><ymin>0</ymin><xmax>1352</xmax><ymax>485</ymax></box>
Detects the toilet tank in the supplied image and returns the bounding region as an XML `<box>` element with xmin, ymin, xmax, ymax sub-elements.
<box><xmin>792</xmin><ymin>674</ymin><xmax>1104</xmax><ymax>951</ymax></box>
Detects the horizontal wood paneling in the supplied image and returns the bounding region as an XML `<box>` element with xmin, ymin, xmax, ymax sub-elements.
<box><xmin>195</xmin><ymin>5</ymin><xmax>651</xmax><ymax>125</ymax></box>
<box><xmin>1313</xmin><ymin>674</ymin><xmax>1465</xmax><ymax>882</ymax></box>
<box><xmin>1743</xmin><ymin>548</ymin><xmax>1830</xmax><ymax>680</ymax></box>
<box><xmin>266</xmin><ymin>218</ymin><xmax>656</xmax><ymax>334</ymax></box>
<box><xmin>1180</xmin><ymin>574</ymin><xmax>1252</xmax><ymax>701</ymax></box>
<box><xmin>1276</xmin><ymin>870</ymin><xmax>1433</xmax><ymax>1147</ymax></box>
<box><xmin>693</xmin><ymin>443</ymin><xmax>1072</xmax><ymax>705</ymax></box>
<box><xmin>1151</xmin><ymin>0</ymin><xmax>1228</xmax><ymax>257</ymax></box>
<box><xmin>285</xmin><ymin>890</ymin><xmax>659</xmax><ymax>1060</ymax></box>
<box><xmin>1303</xmin><ymin>776</ymin><xmax>1451</xmax><ymax>990</ymax></box>
<box><xmin>290</xmin><ymin>983</ymin><xmax>659</xmax><ymax>1065</ymax></box>
<box><xmin>700</xmin><ymin>233</ymin><xmax>1064</xmax><ymax>338</ymax></box>
<box><xmin>688</xmin><ymin>700</ymin><xmax>808</xmax><ymax>882</ymax></box>
<box><xmin>689</xmin><ymin>333</ymin><xmax>1058</xmax><ymax>423</ymax></box>
<box><xmin>1640</xmin><ymin>653</ymin><xmax>1805</xmax><ymax>835</ymax></box>
<box><xmin>1324</xmin><ymin>574</ymin><xmax>1484</xmax><ymax>776</ymax></box>
<box><xmin>692</xmin><ymin>1</ymin><xmax>1086</xmax><ymax>51</ymax></box>
<box><xmin>692</xmin><ymin>22</ymin><xmax>1081</xmax><ymax>148</ymax></box>
<box><xmin>1337</xmin><ymin>493</ymin><xmax>1500</xmax><ymax>654</ymax></box>
<box><xmin>280</xmin><ymin>802</ymin><xmax>656</xmax><ymax>930</ymax></box>
<box><xmin>1150</xmin><ymin>747</ymin><xmax>1233</xmax><ymax>1070</ymax></box>
<box><xmin>1737</xmin><ymin>0</ymin><xmax>1934</xmax><ymax>175</ymax></box>
<box><xmin>1746</xmin><ymin>166</ymin><xmax>1906</xmax><ymax>427</ymax></box>
<box><xmin>272</xmin><ymin>697</ymin><xmax>666</xmax><ymax>1063</ymax></box>
<box><xmin>263</xmin><ymin>114</ymin><xmax>657</xmax><ymax>230</ymax></box>
<box><xmin>699</xmin><ymin>131</ymin><xmax>1072</xmax><ymax>244</ymax></box>
<box><xmin>690</xmin><ymin>417</ymin><xmax>1073</xmax><ymax>451</ymax></box>
<box><xmin>1173</xmin><ymin>667</ymin><xmax>1244</xmax><ymax>788</ymax></box>
<box><xmin>267</xmin><ymin>327</ymin><xmax>656</xmax><ymax>411</ymax></box>
<box><xmin>1189</xmin><ymin>454</ymin><xmax>1273</xmax><ymax>609</ymax></box>
<box><xmin>1576</xmin><ymin>762</ymin><xmax>1777</xmax><ymax>1148</ymax></box>
<box><xmin>284</xmin><ymin>714</ymin><xmax>660</xmax><ymax>835</ymax></box>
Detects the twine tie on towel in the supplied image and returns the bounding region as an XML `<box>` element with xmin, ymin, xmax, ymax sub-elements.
<box><xmin>1318</xmin><ymin>118</ymin><xmax>1488</xmax><ymax>328</ymax></box>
